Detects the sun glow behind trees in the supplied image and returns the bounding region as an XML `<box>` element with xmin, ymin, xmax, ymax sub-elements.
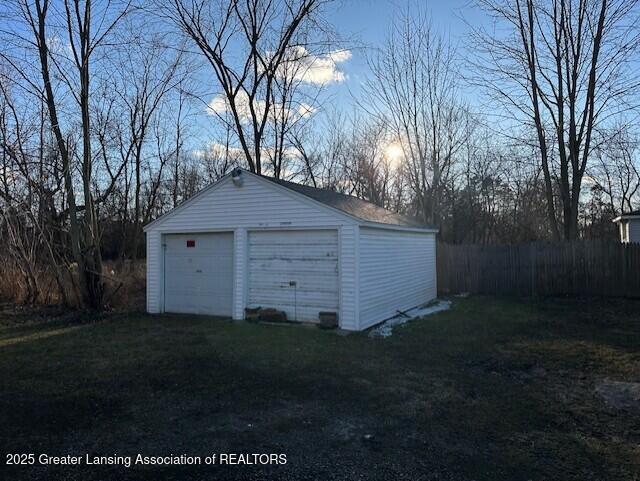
<box><xmin>383</xmin><ymin>142</ymin><xmax>404</xmax><ymax>166</ymax></box>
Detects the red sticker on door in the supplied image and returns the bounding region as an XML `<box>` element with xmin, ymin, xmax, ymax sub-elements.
<box><xmin>186</xmin><ymin>240</ymin><xmax>195</xmax><ymax>248</ymax></box>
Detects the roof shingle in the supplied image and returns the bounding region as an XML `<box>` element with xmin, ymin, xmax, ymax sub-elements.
<box><xmin>261</xmin><ymin>175</ymin><xmax>435</xmax><ymax>229</ymax></box>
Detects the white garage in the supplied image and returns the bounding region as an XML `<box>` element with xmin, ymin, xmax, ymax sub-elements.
<box><xmin>144</xmin><ymin>168</ymin><xmax>438</xmax><ymax>331</ymax></box>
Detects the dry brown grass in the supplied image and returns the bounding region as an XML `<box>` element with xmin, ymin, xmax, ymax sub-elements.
<box><xmin>102</xmin><ymin>260</ymin><xmax>146</xmax><ymax>311</ymax></box>
<box><xmin>0</xmin><ymin>257</ymin><xmax>146</xmax><ymax>311</ymax></box>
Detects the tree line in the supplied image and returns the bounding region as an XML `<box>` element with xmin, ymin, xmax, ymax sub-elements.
<box><xmin>1</xmin><ymin>0</ymin><xmax>639</xmax><ymax>307</ymax></box>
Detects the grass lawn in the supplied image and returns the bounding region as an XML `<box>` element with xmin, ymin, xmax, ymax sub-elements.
<box><xmin>1</xmin><ymin>296</ymin><xmax>639</xmax><ymax>480</ymax></box>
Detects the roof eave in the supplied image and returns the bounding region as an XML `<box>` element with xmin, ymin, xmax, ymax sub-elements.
<box><xmin>248</xmin><ymin>171</ymin><xmax>361</xmax><ymax>225</ymax></box>
<box><xmin>613</xmin><ymin>215</ymin><xmax>640</xmax><ymax>223</ymax></box>
<box><xmin>143</xmin><ymin>168</ymin><xmax>441</xmax><ymax>233</ymax></box>
<box><xmin>143</xmin><ymin>173</ymin><xmax>234</xmax><ymax>232</ymax></box>
<box><xmin>361</xmin><ymin>221</ymin><xmax>439</xmax><ymax>233</ymax></box>
<box><xmin>257</xmin><ymin>172</ymin><xmax>436</xmax><ymax>230</ymax></box>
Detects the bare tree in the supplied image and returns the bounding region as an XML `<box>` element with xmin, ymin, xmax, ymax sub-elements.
<box><xmin>198</xmin><ymin>132</ymin><xmax>243</xmax><ymax>183</ymax></box>
<box><xmin>265</xmin><ymin>45</ymin><xmax>326</xmax><ymax>179</ymax></box>
<box><xmin>363</xmin><ymin>9</ymin><xmax>469</xmax><ymax>226</ymax></box>
<box><xmin>590</xmin><ymin>126</ymin><xmax>640</xmax><ymax>214</ymax></box>
<box><xmin>342</xmin><ymin>120</ymin><xmax>399</xmax><ymax>209</ymax></box>
<box><xmin>0</xmin><ymin>69</ymin><xmax>75</xmax><ymax>304</ymax></box>
<box><xmin>470</xmin><ymin>0</ymin><xmax>640</xmax><ymax>239</ymax></box>
<box><xmin>0</xmin><ymin>85</ymin><xmax>41</xmax><ymax>303</ymax></box>
<box><xmin>3</xmin><ymin>0</ymin><xmax>132</xmax><ymax>308</ymax></box>
<box><xmin>158</xmin><ymin>0</ymin><xmax>333</xmax><ymax>174</ymax></box>
<box><xmin>112</xmin><ymin>28</ymin><xmax>184</xmax><ymax>260</ymax></box>
<box><xmin>293</xmin><ymin>109</ymin><xmax>350</xmax><ymax>190</ymax></box>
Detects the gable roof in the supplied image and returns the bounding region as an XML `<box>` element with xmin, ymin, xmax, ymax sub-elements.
<box><xmin>260</xmin><ymin>175</ymin><xmax>434</xmax><ymax>229</ymax></box>
<box><xmin>144</xmin><ymin>169</ymin><xmax>437</xmax><ymax>232</ymax></box>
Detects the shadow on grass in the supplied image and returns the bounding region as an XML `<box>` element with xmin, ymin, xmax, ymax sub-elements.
<box><xmin>0</xmin><ymin>296</ymin><xmax>638</xmax><ymax>481</ymax></box>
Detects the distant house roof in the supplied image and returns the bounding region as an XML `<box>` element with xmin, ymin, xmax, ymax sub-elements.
<box><xmin>613</xmin><ymin>210</ymin><xmax>640</xmax><ymax>222</ymax></box>
<box><xmin>261</xmin><ymin>175</ymin><xmax>435</xmax><ymax>229</ymax></box>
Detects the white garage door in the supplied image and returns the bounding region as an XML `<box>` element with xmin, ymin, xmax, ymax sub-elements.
<box><xmin>248</xmin><ymin>230</ymin><xmax>339</xmax><ymax>322</ymax></box>
<box><xmin>163</xmin><ymin>233</ymin><xmax>234</xmax><ymax>316</ymax></box>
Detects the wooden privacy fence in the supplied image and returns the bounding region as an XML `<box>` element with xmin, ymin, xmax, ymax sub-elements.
<box><xmin>437</xmin><ymin>240</ymin><xmax>640</xmax><ymax>298</ymax></box>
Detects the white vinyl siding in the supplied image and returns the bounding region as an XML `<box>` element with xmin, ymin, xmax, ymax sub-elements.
<box><xmin>232</xmin><ymin>228</ymin><xmax>247</xmax><ymax>320</ymax></box>
<box><xmin>629</xmin><ymin>219</ymin><xmax>640</xmax><ymax>243</ymax></box>
<box><xmin>338</xmin><ymin>225</ymin><xmax>358</xmax><ymax>330</ymax></box>
<box><xmin>358</xmin><ymin>227</ymin><xmax>437</xmax><ymax>330</ymax></box>
<box><xmin>248</xmin><ymin>230</ymin><xmax>339</xmax><ymax>322</ymax></box>
<box><xmin>146</xmin><ymin>230</ymin><xmax>162</xmax><ymax>313</ymax></box>
<box><xmin>147</xmin><ymin>175</ymin><xmax>346</xmax><ymax>232</ymax></box>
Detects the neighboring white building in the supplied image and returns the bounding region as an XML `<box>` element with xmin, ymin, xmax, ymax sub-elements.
<box><xmin>144</xmin><ymin>168</ymin><xmax>438</xmax><ymax>331</ymax></box>
<box><xmin>613</xmin><ymin>210</ymin><xmax>640</xmax><ymax>244</ymax></box>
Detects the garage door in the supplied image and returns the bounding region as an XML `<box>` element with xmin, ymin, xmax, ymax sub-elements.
<box><xmin>163</xmin><ymin>233</ymin><xmax>233</xmax><ymax>316</ymax></box>
<box><xmin>248</xmin><ymin>230</ymin><xmax>339</xmax><ymax>322</ymax></box>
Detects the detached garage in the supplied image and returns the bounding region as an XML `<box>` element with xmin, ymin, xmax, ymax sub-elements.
<box><xmin>144</xmin><ymin>168</ymin><xmax>438</xmax><ymax>331</ymax></box>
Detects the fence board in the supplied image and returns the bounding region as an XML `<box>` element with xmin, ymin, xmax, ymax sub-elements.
<box><xmin>437</xmin><ymin>240</ymin><xmax>640</xmax><ymax>299</ymax></box>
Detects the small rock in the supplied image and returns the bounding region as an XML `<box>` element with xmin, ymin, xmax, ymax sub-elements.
<box><xmin>363</xmin><ymin>434</ymin><xmax>373</xmax><ymax>440</ymax></box>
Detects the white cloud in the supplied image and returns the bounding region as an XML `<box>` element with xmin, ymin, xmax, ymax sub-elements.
<box><xmin>297</xmin><ymin>102</ymin><xmax>315</xmax><ymax>117</ymax></box>
<box><xmin>328</xmin><ymin>50</ymin><xmax>352</xmax><ymax>63</ymax></box>
<box><xmin>206</xmin><ymin>91</ymin><xmax>256</xmax><ymax>120</ymax></box>
<box><xmin>193</xmin><ymin>143</ymin><xmax>244</xmax><ymax>159</ymax></box>
<box><xmin>281</xmin><ymin>46</ymin><xmax>352</xmax><ymax>85</ymax></box>
<box><xmin>206</xmin><ymin>91</ymin><xmax>315</xmax><ymax>124</ymax></box>
<box><xmin>46</xmin><ymin>35</ymin><xmax>73</xmax><ymax>56</ymax></box>
<box><xmin>206</xmin><ymin>96</ymin><xmax>228</xmax><ymax>115</ymax></box>
<box><xmin>205</xmin><ymin>47</ymin><xmax>350</xmax><ymax>120</ymax></box>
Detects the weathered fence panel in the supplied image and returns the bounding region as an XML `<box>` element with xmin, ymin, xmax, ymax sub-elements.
<box><xmin>437</xmin><ymin>240</ymin><xmax>640</xmax><ymax>298</ymax></box>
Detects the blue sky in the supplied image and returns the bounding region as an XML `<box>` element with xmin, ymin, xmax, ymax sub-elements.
<box><xmin>327</xmin><ymin>0</ymin><xmax>487</xmax><ymax>108</ymax></box>
<box><xmin>195</xmin><ymin>0</ymin><xmax>493</xmax><ymax>150</ymax></box>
